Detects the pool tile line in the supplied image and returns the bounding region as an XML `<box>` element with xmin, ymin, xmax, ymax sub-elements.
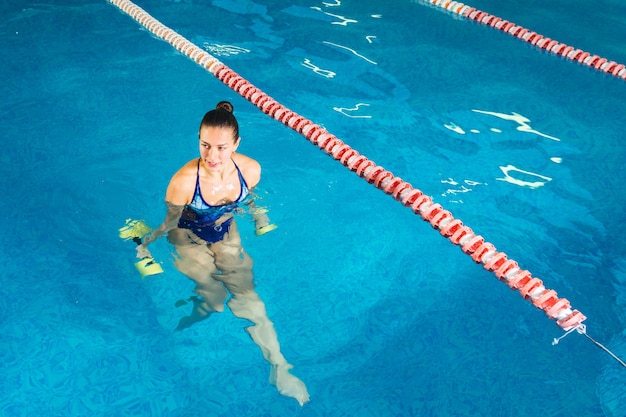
<box><xmin>420</xmin><ymin>0</ymin><xmax>626</xmax><ymax>80</ymax></box>
<box><xmin>107</xmin><ymin>0</ymin><xmax>587</xmax><ymax>335</ymax></box>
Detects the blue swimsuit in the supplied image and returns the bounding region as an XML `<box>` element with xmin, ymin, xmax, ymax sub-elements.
<box><xmin>178</xmin><ymin>159</ymin><xmax>250</xmax><ymax>243</ymax></box>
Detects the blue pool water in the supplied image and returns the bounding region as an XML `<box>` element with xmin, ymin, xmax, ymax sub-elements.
<box><xmin>1</xmin><ymin>0</ymin><xmax>625</xmax><ymax>416</ymax></box>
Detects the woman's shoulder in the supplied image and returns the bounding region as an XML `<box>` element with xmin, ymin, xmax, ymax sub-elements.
<box><xmin>170</xmin><ymin>159</ymin><xmax>198</xmax><ymax>181</ymax></box>
<box><xmin>232</xmin><ymin>152</ymin><xmax>261</xmax><ymax>188</ymax></box>
<box><xmin>166</xmin><ymin>159</ymin><xmax>198</xmax><ymax>204</ymax></box>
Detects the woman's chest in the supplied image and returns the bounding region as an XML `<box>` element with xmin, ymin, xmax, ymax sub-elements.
<box><xmin>197</xmin><ymin>176</ymin><xmax>241</xmax><ymax>206</ymax></box>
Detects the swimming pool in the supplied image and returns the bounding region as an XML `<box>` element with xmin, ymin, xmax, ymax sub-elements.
<box><xmin>1</xmin><ymin>0</ymin><xmax>625</xmax><ymax>415</ymax></box>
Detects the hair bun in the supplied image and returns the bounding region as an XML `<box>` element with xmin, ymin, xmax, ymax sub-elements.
<box><xmin>216</xmin><ymin>101</ymin><xmax>234</xmax><ymax>113</ymax></box>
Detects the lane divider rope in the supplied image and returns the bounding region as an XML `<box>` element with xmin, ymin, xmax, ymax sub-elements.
<box><xmin>421</xmin><ymin>0</ymin><xmax>626</xmax><ymax>81</ymax></box>
<box><xmin>107</xmin><ymin>0</ymin><xmax>588</xmax><ymax>333</ymax></box>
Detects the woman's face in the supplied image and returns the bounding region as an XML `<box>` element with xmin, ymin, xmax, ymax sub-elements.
<box><xmin>198</xmin><ymin>125</ymin><xmax>239</xmax><ymax>172</ymax></box>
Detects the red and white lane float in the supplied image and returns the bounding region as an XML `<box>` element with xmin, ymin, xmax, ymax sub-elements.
<box><xmin>107</xmin><ymin>0</ymin><xmax>626</xmax><ymax>367</ymax></box>
<box><xmin>421</xmin><ymin>0</ymin><xmax>626</xmax><ymax>80</ymax></box>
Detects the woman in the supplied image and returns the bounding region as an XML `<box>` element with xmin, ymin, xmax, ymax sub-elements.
<box><xmin>138</xmin><ymin>101</ymin><xmax>309</xmax><ymax>406</ymax></box>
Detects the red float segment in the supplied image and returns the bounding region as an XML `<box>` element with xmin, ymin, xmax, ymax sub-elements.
<box><xmin>347</xmin><ymin>155</ymin><xmax>369</xmax><ymax>172</ymax></box>
<box><xmin>501</xmin><ymin>22</ymin><xmax>515</xmax><ymax>32</ymax></box>
<box><xmin>319</xmin><ymin>136</ymin><xmax>341</xmax><ymax>151</ymax></box>
<box><xmin>488</xmin><ymin>17</ymin><xmax>501</xmax><ymax>27</ymax></box>
<box><xmin>339</xmin><ymin>149</ymin><xmax>359</xmax><ymax>166</ymax></box>
<box><xmin>253</xmin><ymin>94</ymin><xmax>270</xmax><ymax>109</ymax></box>
<box><xmin>470</xmin><ymin>242</ymin><xmax>495</xmax><ymax>263</ymax></box>
<box><xmin>586</xmin><ymin>55</ymin><xmax>600</xmax><ymax>67</ymax></box>
<box><xmin>429</xmin><ymin>208</ymin><xmax>453</xmax><ymax>229</ymax></box>
<box><xmin>310</xmin><ymin>131</ymin><xmax>328</xmax><ymax>146</ymax></box>
<box><xmin>543</xmin><ymin>40</ymin><xmax>558</xmax><ymax>51</ymax></box>
<box><xmin>525</xmin><ymin>31</ymin><xmax>538</xmax><ymax>43</ymax></box>
<box><xmin>532</xmin><ymin>289</ymin><xmax>558</xmax><ymax>309</ymax></box>
<box><xmin>239</xmin><ymin>84</ymin><xmax>257</xmax><ymax>98</ymax></box>
<box><xmin>507</xmin><ymin>270</ymin><xmax>532</xmax><ymax>290</ymax></box>
<box><xmin>577</xmin><ymin>51</ymin><xmax>590</xmax><ymax>63</ymax></box>
<box><xmin>331</xmin><ymin>144</ymin><xmax>352</xmax><ymax>160</ymax></box>
<box><xmin>531</xmin><ymin>35</ymin><xmax>544</xmax><ymax>46</ymax></box>
<box><xmin>305</xmin><ymin>126</ymin><xmax>324</xmax><ymax>143</ymax></box>
<box><xmin>482</xmin><ymin>15</ymin><xmax>495</xmax><ymax>25</ymax></box>
<box><xmin>545</xmin><ymin>298</ymin><xmax>571</xmax><ymax>319</ymax></box>
<box><xmin>230</xmin><ymin>77</ymin><xmax>247</xmax><ymax>91</ymax></box>
<box><xmin>552</xmin><ymin>43</ymin><xmax>566</xmax><ymax>54</ymax></box>
<box><xmin>603</xmin><ymin>61</ymin><xmax>617</xmax><ymax>73</ymax></box>
<box><xmin>382</xmin><ymin>177</ymin><xmax>404</xmax><ymax>195</ymax></box>
<box><xmin>293</xmin><ymin>117</ymin><xmax>311</xmax><ymax>133</ymax></box>
<box><xmin>461</xmin><ymin>235</ymin><xmax>484</xmax><ymax>254</ymax></box>
<box><xmin>483</xmin><ymin>251</ymin><xmax>508</xmax><ymax>272</ymax></box>
<box><xmin>421</xmin><ymin>203</ymin><xmax>443</xmax><ymax>222</ymax></box>
<box><xmin>218</xmin><ymin>68</ymin><xmax>235</xmax><ymax>83</ymax></box>
<box><xmin>463</xmin><ymin>7</ymin><xmax>476</xmax><ymax>17</ymax></box>
<box><xmin>277</xmin><ymin>110</ymin><xmax>296</xmax><ymax>125</ymax></box>
<box><xmin>373</xmin><ymin>170</ymin><xmax>394</xmax><ymax>189</ymax></box>
<box><xmin>391</xmin><ymin>181</ymin><xmax>413</xmax><ymax>200</ymax></box>
<box><xmin>439</xmin><ymin>218</ymin><xmax>463</xmax><ymax>238</ymax></box>
<box><xmin>449</xmin><ymin>225</ymin><xmax>474</xmax><ymax>245</ymax></box>
<box><xmin>355</xmin><ymin>159</ymin><xmax>375</xmax><ymax>177</ymax></box>
<box><xmin>420</xmin><ymin>204</ymin><xmax>452</xmax><ymax>230</ymax></box>
<box><xmin>401</xmin><ymin>189</ymin><xmax>424</xmax><ymax>207</ymax></box>
<box><xmin>561</xmin><ymin>46</ymin><xmax>574</xmax><ymax>57</ymax></box>
<box><xmin>287</xmin><ymin>115</ymin><xmax>306</xmax><ymax>130</ymax></box>
<box><xmin>364</xmin><ymin>166</ymin><xmax>384</xmax><ymax>183</ymax></box>
<box><xmin>558</xmin><ymin>310</ymin><xmax>587</xmax><ymax>331</ymax></box>
<box><xmin>410</xmin><ymin>194</ymin><xmax>433</xmax><ymax>213</ymax></box>
<box><xmin>264</xmin><ymin>102</ymin><xmax>281</xmax><ymax>117</ymax></box>
<box><xmin>519</xmin><ymin>277</ymin><xmax>543</xmax><ymax>299</ymax></box>
<box><xmin>515</xmin><ymin>28</ymin><xmax>529</xmax><ymax>39</ymax></box>
<box><xmin>594</xmin><ymin>57</ymin><xmax>608</xmax><ymax>69</ymax></box>
<box><xmin>494</xmin><ymin>259</ymin><xmax>519</xmax><ymax>281</ymax></box>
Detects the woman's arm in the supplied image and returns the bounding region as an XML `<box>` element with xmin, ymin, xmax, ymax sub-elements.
<box><xmin>136</xmin><ymin>201</ymin><xmax>184</xmax><ymax>259</ymax></box>
<box><xmin>142</xmin><ymin>201</ymin><xmax>185</xmax><ymax>246</ymax></box>
<box><xmin>235</xmin><ymin>154</ymin><xmax>277</xmax><ymax>234</ymax></box>
<box><xmin>137</xmin><ymin>162</ymin><xmax>194</xmax><ymax>257</ymax></box>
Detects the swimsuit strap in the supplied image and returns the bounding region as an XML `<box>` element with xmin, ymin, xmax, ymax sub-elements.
<box><xmin>232</xmin><ymin>158</ymin><xmax>249</xmax><ymax>199</ymax></box>
<box><xmin>193</xmin><ymin>158</ymin><xmax>202</xmax><ymax>199</ymax></box>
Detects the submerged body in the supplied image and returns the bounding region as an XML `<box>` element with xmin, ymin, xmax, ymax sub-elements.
<box><xmin>140</xmin><ymin>102</ymin><xmax>309</xmax><ymax>406</ymax></box>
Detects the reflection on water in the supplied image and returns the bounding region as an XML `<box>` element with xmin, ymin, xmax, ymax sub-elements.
<box><xmin>333</xmin><ymin>102</ymin><xmax>372</xmax><ymax>118</ymax></box>
<box><xmin>442</xmin><ymin>109</ymin><xmax>561</xmax><ymax>190</ymax></box>
<box><xmin>473</xmin><ymin>110</ymin><xmax>561</xmax><ymax>142</ymax></box>
<box><xmin>302</xmin><ymin>57</ymin><xmax>336</xmax><ymax>78</ymax></box>
<box><xmin>310</xmin><ymin>6</ymin><xmax>357</xmax><ymax>26</ymax></box>
<box><xmin>497</xmin><ymin>164</ymin><xmax>552</xmax><ymax>188</ymax></box>
<box><xmin>202</xmin><ymin>43</ymin><xmax>250</xmax><ymax>57</ymax></box>
<box><xmin>322</xmin><ymin>41</ymin><xmax>378</xmax><ymax>65</ymax></box>
<box><xmin>445</xmin><ymin>110</ymin><xmax>561</xmax><ymax>142</ymax></box>
<box><xmin>440</xmin><ymin>177</ymin><xmax>487</xmax><ymax>203</ymax></box>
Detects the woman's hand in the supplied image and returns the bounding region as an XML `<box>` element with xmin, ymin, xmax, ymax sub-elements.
<box><xmin>136</xmin><ymin>244</ymin><xmax>152</xmax><ymax>259</ymax></box>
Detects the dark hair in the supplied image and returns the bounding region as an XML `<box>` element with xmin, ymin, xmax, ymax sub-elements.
<box><xmin>199</xmin><ymin>101</ymin><xmax>239</xmax><ymax>140</ymax></box>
